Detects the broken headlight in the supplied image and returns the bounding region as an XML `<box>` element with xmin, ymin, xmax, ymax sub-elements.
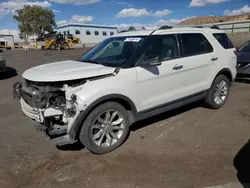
<box><xmin>65</xmin><ymin>95</ymin><xmax>77</xmax><ymax>117</ymax></box>
<box><xmin>31</xmin><ymin>88</ymin><xmax>42</xmax><ymax>102</ymax></box>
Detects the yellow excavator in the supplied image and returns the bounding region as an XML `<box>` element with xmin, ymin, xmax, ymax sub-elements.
<box><xmin>41</xmin><ymin>33</ymin><xmax>73</xmax><ymax>50</ymax></box>
<box><xmin>65</xmin><ymin>34</ymin><xmax>81</xmax><ymax>44</ymax></box>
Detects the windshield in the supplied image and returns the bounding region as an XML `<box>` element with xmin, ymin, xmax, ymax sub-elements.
<box><xmin>238</xmin><ymin>41</ymin><xmax>250</xmax><ymax>52</ymax></box>
<box><xmin>79</xmin><ymin>36</ymin><xmax>147</xmax><ymax>67</ymax></box>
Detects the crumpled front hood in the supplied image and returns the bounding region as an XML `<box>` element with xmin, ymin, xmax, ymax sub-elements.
<box><xmin>22</xmin><ymin>60</ymin><xmax>116</xmax><ymax>82</ymax></box>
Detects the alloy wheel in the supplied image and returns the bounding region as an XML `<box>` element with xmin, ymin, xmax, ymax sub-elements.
<box><xmin>91</xmin><ymin>110</ymin><xmax>125</xmax><ymax>148</ymax></box>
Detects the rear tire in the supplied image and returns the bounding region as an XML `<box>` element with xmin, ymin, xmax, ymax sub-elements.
<box><xmin>49</xmin><ymin>43</ymin><xmax>56</xmax><ymax>50</ymax></box>
<box><xmin>79</xmin><ymin>102</ymin><xmax>130</xmax><ymax>154</ymax></box>
<box><xmin>61</xmin><ymin>42</ymin><xmax>69</xmax><ymax>50</ymax></box>
<box><xmin>204</xmin><ymin>75</ymin><xmax>230</xmax><ymax>109</ymax></box>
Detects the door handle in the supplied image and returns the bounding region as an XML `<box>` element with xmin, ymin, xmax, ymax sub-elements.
<box><xmin>173</xmin><ymin>64</ymin><xmax>183</xmax><ymax>70</ymax></box>
<box><xmin>211</xmin><ymin>57</ymin><xmax>218</xmax><ymax>61</ymax></box>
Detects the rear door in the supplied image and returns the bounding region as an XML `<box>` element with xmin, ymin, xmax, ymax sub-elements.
<box><xmin>177</xmin><ymin>31</ymin><xmax>216</xmax><ymax>94</ymax></box>
<box><xmin>212</xmin><ymin>32</ymin><xmax>237</xmax><ymax>79</ymax></box>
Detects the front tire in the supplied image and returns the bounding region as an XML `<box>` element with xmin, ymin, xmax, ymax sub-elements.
<box><xmin>49</xmin><ymin>42</ymin><xmax>56</xmax><ymax>50</ymax></box>
<box><xmin>79</xmin><ymin>102</ymin><xmax>130</xmax><ymax>154</ymax></box>
<box><xmin>204</xmin><ymin>75</ymin><xmax>230</xmax><ymax>109</ymax></box>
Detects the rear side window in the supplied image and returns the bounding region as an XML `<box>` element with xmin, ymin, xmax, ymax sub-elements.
<box><xmin>213</xmin><ymin>33</ymin><xmax>234</xmax><ymax>49</ymax></box>
<box><xmin>179</xmin><ymin>33</ymin><xmax>213</xmax><ymax>57</ymax></box>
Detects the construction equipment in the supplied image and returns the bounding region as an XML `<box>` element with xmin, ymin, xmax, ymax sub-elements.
<box><xmin>41</xmin><ymin>33</ymin><xmax>73</xmax><ymax>50</ymax></box>
<box><xmin>66</xmin><ymin>34</ymin><xmax>81</xmax><ymax>44</ymax></box>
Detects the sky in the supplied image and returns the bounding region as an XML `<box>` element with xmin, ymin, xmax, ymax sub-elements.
<box><xmin>0</xmin><ymin>0</ymin><xmax>250</xmax><ymax>40</ymax></box>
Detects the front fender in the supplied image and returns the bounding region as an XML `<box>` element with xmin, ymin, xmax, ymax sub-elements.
<box><xmin>68</xmin><ymin>93</ymin><xmax>137</xmax><ymax>141</ymax></box>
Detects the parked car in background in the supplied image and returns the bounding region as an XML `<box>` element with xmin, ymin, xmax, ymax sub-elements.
<box><xmin>13</xmin><ymin>26</ymin><xmax>237</xmax><ymax>154</ymax></box>
<box><xmin>236</xmin><ymin>40</ymin><xmax>250</xmax><ymax>80</ymax></box>
<box><xmin>0</xmin><ymin>55</ymin><xmax>6</xmax><ymax>74</ymax></box>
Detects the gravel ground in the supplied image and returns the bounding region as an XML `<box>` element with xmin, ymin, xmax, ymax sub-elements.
<box><xmin>0</xmin><ymin>49</ymin><xmax>250</xmax><ymax>188</ymax></box>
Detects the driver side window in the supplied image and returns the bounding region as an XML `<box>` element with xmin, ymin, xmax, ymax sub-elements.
<box><xmin>144</xmin><ymin>35</ymin><xmax>179</xmax><ymax>62</ymax></box>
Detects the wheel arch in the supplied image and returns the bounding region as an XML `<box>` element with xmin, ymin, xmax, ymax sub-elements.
<box><xmin>214</xmin><ymin>68</ymin><xmax>233</xmax><ymax>86</ymax></box>
<box><xmin>69</xmin><ymin>94</ymin><xmax>137</xmax><ymax>141</ymax></box>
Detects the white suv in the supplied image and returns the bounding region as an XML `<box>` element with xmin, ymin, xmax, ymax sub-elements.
<box><xmin>13</xmin><ymin>26</ymin><xmax>237</xmax><ymax>154</ymax></box>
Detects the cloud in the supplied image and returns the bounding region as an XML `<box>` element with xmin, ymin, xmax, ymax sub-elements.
<box><xmin>52</xmin><ymin>9</ymin><xmax>61</xmax><ymax>13</ymax></box>
<box><xmin>0</xmin><ymin>0</ymin><xmax>51</xmax><ymax>15</ymax></box>
<box><xmin>116</xmin><ymin>8</ymin><xmax>172</xmax><ymax>18</ymax></box>
<box><xmin>154</xmin><ymin>9</ymin><xmax>172</xmax><ymax>17</ymax></box>
<box><xmin>110</xmin><ymin>1</ymin><xmax>133</xmax><ymax>7</ymax></box>
<box><xmin>0</xmin><ymin>8</ymin><xmax>8</xmax><ymax>16</ymax></box>
<box><xmin>49</xmin><ymin>0</ymin><xmax>100</xmax><ymax>5</ymax></box>
<box><xmin>224</xmin><ymin>5</ymin><xmax>250</xmax><ymax>16</ymax></box>
<box><xmin>56</xmin><ymin>20</ymin><xmax>67</xmax><ymax>25</ymax></box>
<box><xmin>71</xmin><ymin>15</ymin><xmax>93</xmax><ymax>23</ymax></box>
<box><xmin>116</xmin><ymin>8</ymin><xmax>151</xmax><ymax>18</ymax></box>
<box><xmin>56</xmin><ymin>15</ymin><xmax>94</xmax><ymax>25</ymax></box>
<box><xmin>115</xmin><ymin>16</ymin><xmax>195</xmax><ymax>31</ymax></box>
<box><xmin>189</xmin><ymin>0</ymin><xmax>228</xmax><ymax>7</ymax></box>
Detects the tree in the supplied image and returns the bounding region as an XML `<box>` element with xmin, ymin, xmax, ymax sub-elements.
<box><xmin>13</xmin><ymin>5</ymin><xmax>56</xmax><ymax>42</ymax></box>
<box><xmin>141</xmin><ymin>26</ymin><xmax>146</xmax><ymax>30</ymax></box>
<box><xmin>128</xmin><ymin>26</ymin><xmax>136</xmax><ymax>31</ymax></box>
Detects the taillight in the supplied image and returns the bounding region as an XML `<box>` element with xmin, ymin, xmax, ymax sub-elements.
<box><xmin>234</xmin><ymin>50</ymin><xmax>237</xmax><ymax>56</ymax></box>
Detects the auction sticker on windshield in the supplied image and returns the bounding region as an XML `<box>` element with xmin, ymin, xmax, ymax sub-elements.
<box><xmin>124</xmin><ymin>38</ymin><xmax>141</xmax><ymax>42</ymax></box>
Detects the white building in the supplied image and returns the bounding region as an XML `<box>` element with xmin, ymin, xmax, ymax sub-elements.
<box><xmin>55</xmin><ymin>23</ymin><xmax>118</xmax><ymax>45</ymax></box>
<box><xmin>0</xmin><ymin>34</ymin><xmax>14</xmax><ymax>47</ymax></box>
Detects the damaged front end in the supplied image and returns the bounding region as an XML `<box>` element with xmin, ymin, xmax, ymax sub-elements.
<box><xmin>13</xmin><ymin>78</ymin><xmax>87</xmax><ymax>146</ymax></box>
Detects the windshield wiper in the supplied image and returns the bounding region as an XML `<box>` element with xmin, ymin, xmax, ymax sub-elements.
<box><xmin>82</xmin><ymin>59</ymin><xmax>102</xmax><ymax>65</ymax></box>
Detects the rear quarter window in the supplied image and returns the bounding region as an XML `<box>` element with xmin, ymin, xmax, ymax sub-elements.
<box><xmin>213</xmin><ymin>33</ymin><xmax>234</xmax><ymax>49</ymax></box>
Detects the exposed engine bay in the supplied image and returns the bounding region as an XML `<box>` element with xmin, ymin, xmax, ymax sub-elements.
<box><xmin>13</xmin><ymin>78</ymin><xmax>88</xmax><ymax>139</ymax></box>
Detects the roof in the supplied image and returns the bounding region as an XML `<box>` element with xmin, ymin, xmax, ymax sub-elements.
<box><xmin>116</xmin><ymin>29</ymin><xmax>155</xmax><ymax>36</ymax></box>
<box><xmin>115</xmin><ymin>27</ymin><xmax>224</xmax><ymax>37</ymax></box>
<box><xmin>0</xmin><ymin>34</ymin><xmax>14</xmax><ymax>37</ymax></box>
<box><xmin>56</xmin><ymin>23</ymin><xmax>118</xmax><ymax>30</ymax></box>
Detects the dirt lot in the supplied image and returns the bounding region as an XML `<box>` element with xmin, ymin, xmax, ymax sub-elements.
<box><xmin>0</xmin><ymin>49</ymin><xmax>250</xmax><ymax>188</ymax></box>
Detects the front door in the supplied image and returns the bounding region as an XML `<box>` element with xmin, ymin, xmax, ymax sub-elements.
<box><xmin>135</xmin><ymin>34</ymin><xmax>189</xmax><ymax>112</ymax></box>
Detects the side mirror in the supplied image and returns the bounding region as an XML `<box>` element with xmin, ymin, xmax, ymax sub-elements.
<box><xmin>143</xmin><ymin>56</ymin><xmax>162</xmax><ymax>66</ymax></box>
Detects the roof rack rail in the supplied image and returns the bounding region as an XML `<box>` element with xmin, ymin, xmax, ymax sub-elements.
<box><xmin>158</xmin><ymin>25</ymin><xmax>173</xmax><ymax>30</ymax></box>
<box><xmin>118</xmin><ymin>30</ymin><xmax>128</xmax><ymax>33</ymax></box>
<box><xmin>162</xmin><ymin>25</ymin><xmax>221</xmax><ymax>30</ymax></box>
<box><xmin>210</xmin><ymin>25</ymin><xmax>220</xmax><ymax>29</ymax></box>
